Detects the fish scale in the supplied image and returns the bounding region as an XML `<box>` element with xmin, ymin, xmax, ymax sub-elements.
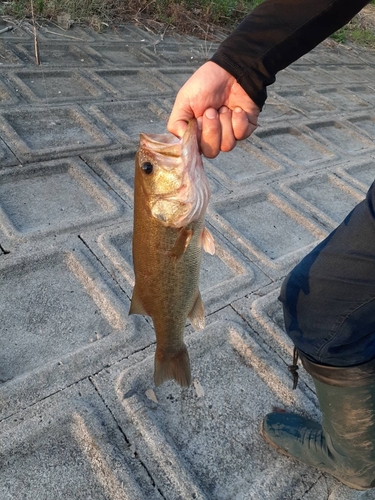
<box><xmin>130</xmin><ymin>119</ymin><xmax>214</xmax><ymax>387</ymax></box>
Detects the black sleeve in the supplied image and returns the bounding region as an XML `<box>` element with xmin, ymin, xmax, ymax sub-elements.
<box><xmin>210</xmin><ymin>0</ymin><xmax>370</xmax><ymax>109</ymax></box>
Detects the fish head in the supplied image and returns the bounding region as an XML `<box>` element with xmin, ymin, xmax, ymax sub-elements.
<box><xmin>135</xmin><ymin>119</ymin><xmax>210</xmax><ymax>227</ymax></box>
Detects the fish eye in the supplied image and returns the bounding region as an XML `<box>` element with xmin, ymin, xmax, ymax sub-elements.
<box><xmin>141</xmin><ymin>162</ymin><xmax>153</xmax><ymax>174</ymax></box>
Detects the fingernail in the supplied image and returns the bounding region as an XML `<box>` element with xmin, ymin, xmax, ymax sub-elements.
<box><xmin>219</xmin><ymin>106</ymin><xmax>229</xmax><ymax>114</ymax></box>
<box><xmin>205</xmin><ymin>108</ymin><xmax>217</xmax><ymax>119</ymax></box>
<box><xmin>234</xmin><ymin>107</ymin><xmax>243</xmax><ymax>113</ymax></box>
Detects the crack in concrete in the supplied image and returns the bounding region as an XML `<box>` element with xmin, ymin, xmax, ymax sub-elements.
<box><xmin>89</xmin><ymin>377</ymin><xmax>167</xmax><ymax>499</ymax></box>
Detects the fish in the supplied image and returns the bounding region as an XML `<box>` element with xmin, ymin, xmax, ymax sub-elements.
<box><xmin>130</xmin><ymin>119</ymin><xmax>215</xmax><ymax>388</ymax></box>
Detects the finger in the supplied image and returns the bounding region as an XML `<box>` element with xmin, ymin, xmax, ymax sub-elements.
<box><xmin>201</xmin><ymin>108</ymin><xmax>221</xmax><ymax>158</ymax></box>
<box><xmin>218</xmin><ymin>106</ymin><xmax>236</xmax><ymax>152</ymax></box>
<box><xmin>167</xmin><ymin>92</ymin><xmax>194</xmax><ymax>138</ymax></box>
<box><xmin>232</xmin><ymin>107</ymin><xmax>258</xmax><ymax>140</ymax></box>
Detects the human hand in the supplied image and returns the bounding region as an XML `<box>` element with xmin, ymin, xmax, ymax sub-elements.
<box><xmin>167</xmin><ymin>61</ymin><xmax>260</xmax><ymax>158</ymax></box>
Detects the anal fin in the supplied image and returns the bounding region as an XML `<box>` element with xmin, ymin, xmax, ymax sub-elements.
<box><xmin>129</xmin><ymin>285</ymin><xmax>148</xmax><ymax>316</ymax></box>
<box><xmin>188</xmin><ymin>291</ymin><xmax>205</xmax><ymax>331</ymax></box>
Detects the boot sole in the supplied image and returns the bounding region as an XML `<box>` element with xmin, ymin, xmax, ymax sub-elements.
<box><xmin>260</xmin><ymin>420</ymin><xmax>369</xmax><ymax>491</ymax></box>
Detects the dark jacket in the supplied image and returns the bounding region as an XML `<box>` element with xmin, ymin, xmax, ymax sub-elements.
<box><xmin>211</xmin><ymin>0</ymin><xmax>370</xmax><ymax>109</ymax></box>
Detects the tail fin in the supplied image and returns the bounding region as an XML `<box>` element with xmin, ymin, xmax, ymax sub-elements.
<box><xmin>154</xmin><ymin>344</ymin><xmax>191</xmax><ymax>388</ymax></box>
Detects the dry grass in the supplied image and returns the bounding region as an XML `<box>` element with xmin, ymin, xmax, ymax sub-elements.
<box><xmin>3</xmin><ymin>0</ymin><xmax>375</xmax><ymax>47</ymax></box>
<box><xmin>330</xmin><ymin>5</ymin><xmax>375</xmax><ymax>48</ymax></box>
<box><xmin>1</xmin><ymin>0</ymin><xmax>263</xmax><ymax>39</ymax></box>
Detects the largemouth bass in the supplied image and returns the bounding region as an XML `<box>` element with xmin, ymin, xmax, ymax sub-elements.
<box><xmin>130</xmin><ymin>119</ymin><xmax>215</xmax><ymax>387</ymax></box>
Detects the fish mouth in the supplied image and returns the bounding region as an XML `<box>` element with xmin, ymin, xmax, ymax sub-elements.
<box><xmin>139</xmin><ymin>133</ymin><xmax>181</xmax><ymax>159</ymax></box>
<box><xmin>139</xmin><ymin>119</ymin><xmax>198</xmax><ymax>162</ymax></box>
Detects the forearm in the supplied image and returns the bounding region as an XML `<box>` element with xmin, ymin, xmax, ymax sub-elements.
<box><xmin>211</xmin><ymin>0</ymin><xmax>370</xmax><ymax>109</ymax></box>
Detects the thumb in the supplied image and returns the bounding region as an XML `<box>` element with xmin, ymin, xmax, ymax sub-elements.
<box><xmin>167</xmin><ymin>117</ymin><xmax>189</xmax><ymax>139</ymax></box>
<box><xmin>167</xmin><ymin>93</ymin><xmax>196</xmax><ymax>138</ymax></box>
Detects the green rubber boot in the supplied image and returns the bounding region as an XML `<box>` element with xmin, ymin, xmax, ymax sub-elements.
<box><xmin>261</xmin><ymin>353</ymin><xmax>375</xmax><ymax>490</ymax></box>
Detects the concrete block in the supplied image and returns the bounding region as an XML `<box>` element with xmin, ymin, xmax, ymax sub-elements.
<box><xmin>86</xmin><ymin>100</ymin><xmax>168</xmax><ymax>143</ymax></box>
<box><xmin>90</xmin><ymin>68</ymin><xmax>173</xmax><ymax>98</ymax></box>
<box><xmin>274</xmin><ymin>88</ymin><xmax>335</xmax><ymax>116</ymax></box>
<box><xmin>202</xmin><ymin>163</ymin><xmax>231</xmax><ymax>197</ymax></box>
<box><xmin>209</xmin><ymin>188</ymin><xmax>327</xmax><ymax>276</ymax></box>
<box><xmin>90</xmin><ymin>43</ymin><xmax>157</xmax><ymax>65</ymax></box>
<box><xmin>235</xmin><ymin>288</ymin><xmax>292</xmax><ymax>355</ymax></box>
<box><xmin>307</xmin><ymin>119</ymin><xmax>374</xmax><ymax>155</ymax></box>
<box><xmin>336</xmin><ymin>161</ymin><xmax>375</xmax><ymax>192</ymax></box>
<box><xmin>272</xmin><ymin>67</ymin><xmax>308</xmax><ymax>87</ymax></box>
<box><xmin>92</xmin><ymin>321</ymin><xmax>323</xmax><ymax>500</ymax></box>
<box><xmin>348</xmin><ymin>114</ymin><xmax>375</xmax><ymax>139</ymax></box>
<box><xmin>320</xmin><ymin>64</ymin><xmax>369</xmax><ymax>83</ymax></box>
<box><xmin>280</xmin><ymin>172</ymin><xmax>365</xmax><ymax>228</ymax></box>
<box><xmin>153</xmin><ymin>41</ymin><xmax>216</xmax><ymax>64</ymax></box>
<box><xmin>83</xmin><ymin>24</ymin><xmax>155</xmax><ymax>42</ymax></box>
<box><xmin>0</xmin><ymin>158</ymin><xmax>126</xmax><ymax>244</ymax></box>
<box><xmin>156</xmin><ymin>67</ymin><xmax>195</xmax><ymax>89</ymax></box>
<box><xmin>254</xmin><ymin>125</ymin><xmax>337</xmax><ymax>168</ymax></box>
<box><xmin>0</xmin><ymin>238</ymin><xmax>154</xmax><ymax>417</ymax></box>
<box><xmin>0</xmin><ymin>77</ymin><xmax>21</xmax><ymax>106</ymax></box>
<box><xmin>289</xmin><ymin>65</ymin><xmax>340</xmax><ymax>84</ymax></box>
<box><xmin>308</xmin><ymin>47</ymin><xmax>364</xmax><ymax>65</ymax></box>
<box><xmin>0</xmin><ymin>136</ymin><xmax>19</xmax><ymax>168</ymax></box>
<box><xmin>327</xmin><ymin>45</ymin><xmax>368</xmax><ymax>65</ymax></box>
<box><xmin>0</xmin><ymin>243</ymin><xmax>127</xmax><ymax>382</ymax></box>
<box><xmin>199</xmin><ymin>226</ymin><xmax>270</xmax><ymax>311</ymax></box>
<box><xmin>316</xmin><ymin>86</ymin><xmax>372</xmax><ymax>112</ymax></box>
<box><xmin>345</xmin><ymin>84</ymin><xmax>375</xmax><ymax>106</ymax></box>
<box><xmin>352</xmin><ymin>64</ymin><xmax>375</xmax><ymax>81</ymax></box>
<box><xmin>12</xmin><ymin>42</ymin><xmax>103</xmax><ymax>67</ymax></box>
<box><xmin>81</xmin><ymin>223</ymin><xmax>135</xmax><ymax>297</ymax></box>
<box><xmin>83</xmin><ymin>149</ymin><xmax>136</xmax><ymax>207</ymax></box>
<box><xmin>204</xmin><ymin>140</ymin><xmax>284</xmax><ymax>190</ymax></box>
<box><xmin>0</xmin><ymin>380</ymin><xmax>161</xmax><ymax>499</ymax></box>
<box><xmin>354</xmin><ymin>48</ymin><xmax>375</xmax><ymax>64</ymax></box>
<box><xmin>0</xmin><ymin>41</ymin><xmax>23</xmax><ymax>67</ymax></box>
<box><xmin>0</xmin><ymin>105</ymin><xmax>114</xmax><ymax>162</ymax></box>
<box><xmin>259</xmin><ymin>95</ymin><xmax>302</xmax><ymax>122</ymax></box>
<box><xmin>301</xmin><ymin>478</ymin><xmax>375</xmax><ymax>500</ymax></box>
<box><xmin>7</xmin><ymin>69</ymin><xmax>105</xmax><ymax>104</ymax></box>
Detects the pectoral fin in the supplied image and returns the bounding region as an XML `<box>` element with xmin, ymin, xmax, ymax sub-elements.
<box><xmin>170</xmin><ymin>227</ymin><xmax>193</xmax><ymax>260</ymax></box>
<box><xmin>188</xmin><ymin>291</ymin><xmax>205</xmax><ymax>331</ymax></box>
<box><xmin>201</xmin><ymin>226</ymin><xmax>215</xmax><ymax>255</ymax></box>
<box><xmin>129</xmin><ymin>285</ymin><xmax>148</xmax><ymax>316</ymax></box>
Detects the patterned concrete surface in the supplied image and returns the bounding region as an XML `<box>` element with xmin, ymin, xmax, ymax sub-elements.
<box><xmin>0</xmin><ymin>18</ymin><xmax>375</xmax><ymax>500</ymax></box>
